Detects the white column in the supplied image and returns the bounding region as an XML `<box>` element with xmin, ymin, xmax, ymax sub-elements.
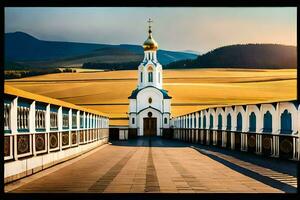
<box><xmin>45</xmin><ymin>104</ymin><xmax>50</xmax><ymax>132</ymax></box>
<box><xmin>86</xmin><ymin>113</ymin><xmax>88</xmax><ymax>129</ymax></box>
<box><xmin>29</xmin><ymin>101</ymin><xmax>35</xmax><ymax>133</ymax></box>
<box><xmin>58</xmin><ymin>107</ymin><xmax>63</xmax><ymax>131</ymax></box>
<box><xmin>83</xmin><ymin>112</ymin><xmax>86</xmax><ymax>129</ymax></box>
<box><xmin>30</xmin><ymin>101</ymin><xmax>36</xmax><ymax>156</ymax></box>
<box><xmin>195</xmin><ymin>112</ymin><xmax>199</xmax><ymax>128</ymax></box>
<box><xmin>100</xmin><ymin>116</ymin><xmax>102</xmax><ymax>128</ymax></box>
<box><xmin>10</xmin><ymin>97</ymin><xmax>18</xmax><ymax>133</ymax></box>
<box><xmin>274</xmin><ymin>103</ymin><xmax>280</xmax><ymax>157</ymax></box>
<box><xmin>77</xmin><ymin>111</ymin><xmax>80</xmax><ymax>130</ymax></box>
<box><xmin>11</xmin><ymin>97</ymin><xmax>18</xmax><ymax>160</ymax></box>
<box><xmin>69</xmin><ymin>109</ymin><xmax>72</xmax><ymax>130</ymax></box>
<box><xmin>192</xmin><ymin>114</ymin><xmax>195</xmax><ymax>128</ymax></box>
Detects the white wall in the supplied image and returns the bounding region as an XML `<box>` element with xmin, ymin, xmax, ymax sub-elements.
<box><xmin>136</xmin><ymin>87</ymin><xmax>163</xmax><ymax>112</ymax></box>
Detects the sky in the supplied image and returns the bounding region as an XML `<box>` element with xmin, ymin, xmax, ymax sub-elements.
<box><xmin>5</xmin><ymin>7</ymin><xmax>297</xmax><ymax>53</ymax></box>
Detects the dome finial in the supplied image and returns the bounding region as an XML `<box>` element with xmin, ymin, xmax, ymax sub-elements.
<box><xmin>143</xmin><ymin>18</ymin><xmax>158</xmax><ymax>51</ymax></box>
<box><xmin>147</xmin><ymin>18</ymin><xmax>153</xmax><ymax>35</ymax></box>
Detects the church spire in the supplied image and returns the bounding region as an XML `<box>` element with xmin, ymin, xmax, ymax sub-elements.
<box><xmin>148</xmin><ymin>18</ymin><xmax>153</xmax><ymax>35</ymax></box>
<box><xmin>143</xmin><ymin>18</ymin><xmax>158</xmax><ymax>51</ymax></box>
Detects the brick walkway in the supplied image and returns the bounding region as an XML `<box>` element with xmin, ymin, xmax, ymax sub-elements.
<box><xmin>6</xmin><ymin>137</ymin><xmax>297</xmax><ymax>193</ymax></box>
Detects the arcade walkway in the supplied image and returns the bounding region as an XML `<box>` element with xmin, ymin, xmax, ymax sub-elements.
<box><xmin>5</xmin><ymin>137</ymin><xmax>297</xmax><ymax>193</ymax></box>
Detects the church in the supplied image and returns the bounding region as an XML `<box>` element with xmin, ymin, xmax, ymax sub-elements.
<box><xmin>128</xmin><ymin>19</ymin><xmax>172</xmax><ymax>136</ymax></box>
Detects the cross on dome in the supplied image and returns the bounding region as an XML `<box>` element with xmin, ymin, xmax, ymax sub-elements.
<box><xmin>147</xmin><ymin>18</ymin><xmax>153</xmax><ymax>33</ymax></box>
<box><xmin>143</xmin><ymin>18</ymin><xmax>158</xmax><ymax>51</ymax></box>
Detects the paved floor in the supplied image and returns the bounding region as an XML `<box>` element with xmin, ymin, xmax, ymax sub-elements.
<box><xmin>6</xmin><ymin>137</ymin><xmax>298</xmax><ymax>193</ymax></box>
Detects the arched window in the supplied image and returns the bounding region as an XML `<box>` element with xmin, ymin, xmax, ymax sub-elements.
<box><xmin>148</xmin><ymin>72</ymin><xmax>153</xmax><ymax>82</ymax></box>
<box><xmin>203</xmin><ymin>115</ymin><xmax>206</xmax><ymax>129</ymax></box>
<box><xmin>187</xmin><ymin>117</ymin><xmax>189</xmax><ymax>128</ymax></box>
<box><xmin>20</xmin><ymin>107</ymin><xmax>23</xmax><ymax>129</ymax></box>
<box><xmin>237</xmin><ymin>112</ymin><xmax>243</xmax><ymax>132</ymax></box>
<box><xmin>227</xmin><ymin>114</ymin><xmax>231</xmax><ymax>130</ymax></box>
<box><xmin>209</xmin><ymin>114</ymin><xmax>213</xmax><ymax>129</ymax></box>
<box><xmin>25</xmin><ymin>108</ymin><xmax>29</xmax><ymax>129</ymax></box>
<box><xmin>17</xmin><ymin>107</ymin><xmax>20</xmax><ymax>128</ymax></box>
<box><xmin>263</xmin><ymin>111</ymin><xmax>272</xmax><ymax>133</ymax></box>
<box><xmin>164</xmin><ymin>117</ymin><xmax>168</xmax><ymax>124</ymax></box>
<box><xmin>132</xmin><ymin>117</ymin><xmax>135</xmax><ymax>124</ymax></box>
<box><xmin>249</xmin><ymin>112</ymin><xmax>256</xmax><ymax>132</ymax></box>
<box><xmin>141</xmin><ymin>72</ymin><xmax>143</xmax><ymax>83</ymax></box>
<box><xmin>194</xmin><ymin>116</ymin><xmax>196</xmax><ymax>128</ymax></box>
<box><xmin>4</xmin><ymin>103</ymin><xmax>10</xmax><ymax>130</ymax></box>
<box><xmin>280</xmin><ymin>109</ymin><xmax>292</xmax><ymax>134</ymax></box>
<box><xmin>148</xmin><ymin>66</ymin><xmax>153</xmax><ymax>82</ymax></box>
<box><xmin>198</xmin><ymin>115</ymin><xmax>201</xmax><ymax>128</ymax></box>
<box><xmin>80</xmin><ymin>114</ymin><xmax>84</xmax><ymax>128</ymax></box>
<box><xmin>19</xmin><ymin>108</ymin><xmax>22</xmax><ymax>128</ymax></box>
<box><xmin>218</xmin><ymin>114</ymin><xmax>222</xmax><ymax>130</ymax></box>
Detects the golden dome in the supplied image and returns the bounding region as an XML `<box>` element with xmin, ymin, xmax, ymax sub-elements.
<box><xmin>143</xmin><ymin>34</ymin><xmax>158</xmax><ymax>51</ymax></box>
<box><xmin>143</xmin><ymin>21</ymin><xmax>158</xmax><ymax>51</ymax></box>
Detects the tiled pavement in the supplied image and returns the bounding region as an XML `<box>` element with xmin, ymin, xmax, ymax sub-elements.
<box><xmin>6</xmin><ymin>137</ymin><xmax>297</xmax><ymax>193</ymax></box>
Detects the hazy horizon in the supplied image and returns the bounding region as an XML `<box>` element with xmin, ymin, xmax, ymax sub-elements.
<box><xmin>5</xmin><ymin>7</ymin><xmax>297</xmax><ymax>53</ymax></box>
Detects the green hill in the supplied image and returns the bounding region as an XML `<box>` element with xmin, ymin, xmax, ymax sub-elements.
<box><xmin>166</xmin><ymin>44</ymin><xmax>297</xmax><ymax>69</ymax></box>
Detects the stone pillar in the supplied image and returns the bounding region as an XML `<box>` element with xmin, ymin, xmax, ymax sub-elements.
<box><xmin>30</xmin><ymin>101</ymin><xmax>36</xmax><ymax>155</ymax></box>
<box><xmin>58</xmin><ymin>107</ymin><xmax>63</xmax><ymax>151</ymax></box>
<box><xmin>11</xmin><ymin>97</ymin><xmax>18</xmax><ymax>160</ymax></box>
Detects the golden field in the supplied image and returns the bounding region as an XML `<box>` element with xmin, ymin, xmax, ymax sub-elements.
<box><xmin>5</xmin><ymin>68</ymin><xmax>297</xmax><ymax>126</ymax></box>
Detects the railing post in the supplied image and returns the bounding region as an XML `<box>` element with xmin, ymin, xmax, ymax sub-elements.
<box><xmin>30</xmin><ymin>101</ymin><xmax>36</xmax><ymax>156</ymax></box>
<box><xmin>11</xmin><ymin>97</ymin><xmax>18</xmax><ymax>160</ymax></box>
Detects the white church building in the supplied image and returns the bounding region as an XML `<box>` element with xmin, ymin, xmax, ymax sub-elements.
<box><xmin>128</xmin><ymin>20</ymin><xmax>171</xmax><ymax>136</ymax></box>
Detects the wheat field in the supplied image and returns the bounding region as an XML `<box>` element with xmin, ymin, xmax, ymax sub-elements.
<box><xmin>5</xmin><ymin>68</ymin><xmax>297</xmax><ymax>125</ymax></box>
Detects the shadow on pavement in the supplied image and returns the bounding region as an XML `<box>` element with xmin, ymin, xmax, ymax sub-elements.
<box><xmin>193</xmin><ymin>146</ymin><xmax>297</xmax><ymax>193</ymax></box>
<box><xmin>110</xmin><ymin>136</ymin><xmax>191</xmax><ymax>148</ymax></box>
<box><xmin>110</xmin><ymin>136</ymin><xmax>298</xmax><ymax>193</ymax></box>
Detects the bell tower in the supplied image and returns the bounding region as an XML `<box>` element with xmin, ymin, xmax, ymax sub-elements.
<box><xmin>137</xmin><ymin>18</ymin><xmax>163</xmax><ymax>89</ymax></box>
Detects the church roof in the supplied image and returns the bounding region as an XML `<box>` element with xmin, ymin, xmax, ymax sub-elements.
<box><xmin>143</xmin><ymin>34</ymin><xmax>158</xmax><ymax>51</ymax></box>
<box><xmin>128</xmin><ymin>86</ymin><xmax>172</xmax><ymax>99</ymax></box>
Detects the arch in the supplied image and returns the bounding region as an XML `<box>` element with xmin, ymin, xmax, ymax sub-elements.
<box><xmin>278</xmin><ymin>102</ymin><xmax>298</xmax><ymax>134</ymax></box>
<box><xmin>148</xmin><ymin>71</ymin><xmax>153</xmax><ymax>82</ymax></box>
<box><xmin>194</xmin><ymin>114</ymin><xmax>197</xmax><ymax>128</ymax></box>
<box><xmin>218</xmin><ymin>114</ymin><xmax>222</xmax><ymax>130</ymax></box>
<box><xmin>261</xmin><ymin>103</ymin><xmax>277</xmax><ymax>134</ymax></box>
<box><xmin>225</xmin><ymin>106</ymin><xmax>235</xmax><ymax>131</ymax></box>
<box><xmin>187</xmin><ymin>117</ymin><xmax>189</xmax><ymax>128</ymax></box>
<box><xmin>209</xmin><ymin>114</ymin><xmax>214</xmax><ymax>129</ymax></box>
<box><xmin>164</xmin><ymin>117</ymin><xmax>168</xmax><ymax>124</ymax></box>
<box><xmin>280</xmin><ymin>109</ymin><xmax>292</xmax><ymax>134</ymax></box>
<box><xmin>226</xmin><ymin>113</ymin><xmax>232</xmax><ymax>130</ymax></box>
<box><xmin>203</xmin><ymin>115</ymin><xmax>206</xmax><ymax>129</ymax></box>
<box><xmin>198</xmin><ymin>113</ymin><xmax>202</xmax><ymax>128</ymax></box>
<box><xmin>263</xmin><ymin>111</ymin><xmax>272</xmax><ymax>133</ymax></box>
<box><xmin>237</xmin><ymin>112</ymin><xmax>243</xmax><ymax>131</ymax></box>
<box><xmin>249</xmin><ymin>112</ymin><xmax>256</xmax><ymax>132</ymax></box>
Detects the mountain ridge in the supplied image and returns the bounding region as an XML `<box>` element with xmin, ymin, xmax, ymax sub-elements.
<box><xmin>5</xmin><ymin>31</ymin><xmax>198</xmax><ymax>69</ymax></box>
